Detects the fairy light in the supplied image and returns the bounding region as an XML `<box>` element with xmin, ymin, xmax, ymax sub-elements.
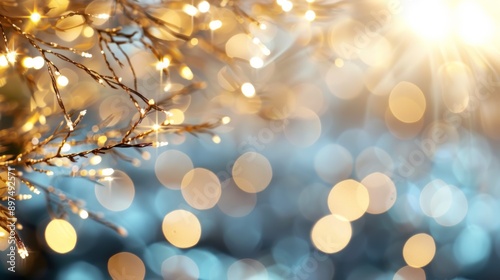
<box><xmin>222</xmin><ymin>116</ymin><xmax>231</xmax><ymax>124</ymax></box>
<box><xmin>32</xmin><ymin>56</ymin><xmax>44</xmax><ymax>69</ymax></box>
<box><xmin>180</xmin><ymin>65</ymin><xmax>194</xmax><ymax>80</ymax></box>
<box><xmin>209</xmin><ymin>20</ymin><xmax>222</xmax><ymax>30</ymax></box>
<box><xmin>249</xmin><ymin>57</ymin><xmax>264</xmax><ymax>69</ymax></box>
<box><xmin>281</xmin><ymin>1</ymin><xmax>293</xmax><ymax>12</ymax></box>
<box><xmin>241</xmin><ymin>82</ymin><xmax>256</xmax><ymax>98</ymax></box>
<box><xmin>79</xmin><ymin>210</ymin><xmax>89</xmax><ymax>219</ymax></box>
<box><xmin>6</xmin><ymin>51</ymin><xmax>17</xmax><ymax>64</ymax></box>
<box><xmin>305</xmin><ymin>10</ymin><xmax>316</xmax><ymax>21</ymax></box>
<box><xmin>156</xmin><ymin>56</ymin><xmax>171</xmax><ymax>70</ymax></box>
<box><xmin>183</xmin><ymin>4</ymin><xmax>198</xmax><ymax>16</ymax></box>
<box><xmin>30</xmin><ymin>12</ymin><xmax>41</xmax><ymax>23</ymax></box>
<box><xmin>212</xmin><ymin>135</ymin><xmax>221</xmax><ymax>144</ymax></box>
<box><xmin>198</xmin><ymin>1</ymin><xmax>210</xmax><ymax>13</ymax></box>
<box><xmin>57</xmin><ymin>75</ymin><xmax>69</xmax><ymax>87</ymax></box>
<box><xmin>0</xmin><ymin>55</ymin><xmax>8</xmax><ymax>67</ymax></box>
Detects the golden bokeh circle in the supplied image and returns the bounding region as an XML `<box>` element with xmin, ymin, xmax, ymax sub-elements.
<box><xmin>389</xmin><ymin>81</ymin><xmax>426</xmax><ymax>123</ymax></box>
<box><xmin>108</xmin><ymin>252</ymin><xmax>146</xmax><ymax>280</ymax></box>
<box><xmin>311</xmin><ymin>214</ymin><xmax>352</xmax><ymax>254</ymax></box>
<box><xmin>232</xmin><ymin>152</ymin><xmax>272</xmax><ymax>193</ymax></box>
<box><xmin>403</xmin><ymin>233</ymin><xmax>436</xmax><ymax>268</ymax></box>
<box><xmin>45</xmin><ymin>219</ymin><xmax>77</xmax><ymax>254</ymax></box>
<box><xmin>181</xmin><ymin>168</ymin><xmax>222</xmax><ymax>210</ymax></box>
<box><xmin>327</xmin><ymin>179</ymin><xmax>369</xmax><ymax>221</ymax></box>
<box><xmin>162</xmin><ymin>210</ymin><xmax>202</xmax><ymax>249</ymax></box>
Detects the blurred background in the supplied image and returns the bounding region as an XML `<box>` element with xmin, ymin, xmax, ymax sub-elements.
<box><xmin>1</xmin><ymin>0</ymin><xmax>500</xmax><ymax>279</ymax></box>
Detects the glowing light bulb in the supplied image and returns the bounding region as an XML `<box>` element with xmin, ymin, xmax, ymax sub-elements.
<box><xmin>222</xmin><ymin>116</ymin><xmax>231</xmax><ymax>124</ymax></box>
<box><xmin>57</xmin><ymin>75</ymin><xmax>69</xmax><ymax>87</ymax></box>
<box><xmin>30</xmin><ymin>12</ymin><xmax>41</xmax><ymax>23</ymax></box>
<box><xmin>152</xmin><ymin>123</ymin><xmax>161</xmax><ymax>131</ymax></box>
<box><xmin>241</xmin><ymin>82</ymin><xmax>256</xmax><ymax>98</ymax></box>
<box><xmin>183</xmin><ymin>4</ymin><xmax>198</xmax><ymax>16</ymax></box>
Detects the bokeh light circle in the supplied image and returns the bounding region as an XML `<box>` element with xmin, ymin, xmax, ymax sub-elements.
<box><xmin>162</xmin><ymin>209</ymin><xmax>202</xmax><ymax>249</ymax></box>
<box><xmin>155</xmin><ymin>149</ymin><xmax>193</xmax><ymax>190</ymax></box>
<box><xmin>389</xmin><ymin>81</ymin><xmax>426</xmax><ymax>123</ymax></box>
<box><xmin>403</xmin><ymin>233</ymin><xmax>436</xmax><ymax>268</ymax></box>
<box><xmin>45</xmin><ymin>219</ymin><xmax>77</xmax><ymax>254</ymax></box>
<box><xmin>162</xmin><ymin>255</ymin><xmax>199</xmax><ymax>280</ymax></box>
<box><xmin>95</xmin><ymin>170</ymin><xmax>135</xmax><ymax>211</ymax></box>
<box><xmin>311</xmin><ymin>214</ymin><xmax>352</xmax><ymax>254</ymax></box>
<box><xmin>328</xmin><ymin>179</ymin><xmax>369</xmax><ymax>221</ymax></box>
<box><xmin>107</xmin><ymin>252</ymin><xmax>146</xmax><ymax>280</ymax></box>
<box><xmin>181</xmin><ymin>168</ymin><xmax>222</xmax><ymax>210</ymax></box>
<box><xmin>314</xmin><ymin>144</ymin><xmax>353</xmax><ymax>184</ymax></box>
<box><xmin>361</xmin><ymin>172</ymin><xmax>397</xmax><ymax>214</ymax></box>
<box><xmin>232</xmin><ymin>152</ymin><xmax>272</xmax><ymax>193</ymax></box>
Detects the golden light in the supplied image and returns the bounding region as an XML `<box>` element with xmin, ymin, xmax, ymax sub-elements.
<box><xmin>6</xmin><ymin>51</ymin><xmax>17</xmax><ymax>64</ymax></box>
<box><xmin>212</xmin><ymin>135</ymin><xmax>221</xmax><ymax>144</ymax></box>
<box><xmin>241</xmin><ymin>82</ymin><xmax>256</xmax><ymax>98</ymax></box>
<box><xmin>197</xmin><ymin>1</ymin><xmax>210</xmax><ymax>13</ymax></box>
<box><xmin>45</xmin><ymin>219</ymin><xmax>77</xmax><ymax>254</ymax></box>
<box><xmin>456</xmin><ymin>1</ymin><xmax>494</xmax><ymax>45</ymax></box>
<box><xmin>162</xmin><ymin>209</ymin><xmax>201</xmax><ymax>248</ymax></box>
<box><xmin>405</xmin><ymin>0</ymin><xmax>496</xmax><ymax>46</ymax></box>
<box><xmin>209</xmin><ymin>20</ymin><xmax>222</xmax><ymax>30</ymax></box>
<box><xmin>405</xmin><ymin>0</ymin><xmax>453</xmax><ymax>41</ymax></box>
<box><xmin>79</xmin><ymin>209</ymin><xmax>89</xmax><ymax>219</ymax></box>
<box><xmin>403</xmin><ymin>233</ymin><xmax>436</xmax><ymax>268</ymax></box>
<box><xmin>108</xmin><ymin>252</ymin><xmax>146</xmax><ymax>280</ymax></box>
<box><xmin>221</xmin><ymin>116</ymin><xmax>231</xmax><ymax>124</ymax></box>
<box><xmin>180</xmin><ymin>65</ymin><xmax>194</xmax><ymax>80</ymax></box>
<box><xmin>389</xmin><ymin>81</ymin><xmax>426</xmax><ymax>124</ymax></box>
<box><xmin>249</xmin><ymin>57</ymin><xmax>264</xmax><ymax>69</ymax></box>
<box><xmin>183</xmin><ymin>4</ymin><xmax>198</xmax><ymax>16</ymax></box>
<box><xmin>57</xmin><ymin>75</ymin><xmax>69</xmax><ymax>87</ymax></box>
<box><xmin>30</xmin><ymin>12</ymin><xmax>41</xmax><ymax>23</ymax></box>
<box><xmin>22</xmin><ymin>57</ymin><xmax>33</xmax><ymax>68</ymax></box>
<box><xmin>181</xmin><ymin>168</ymin><xmax>222</xmax><ymax>209</ymax></box>
<box><xmin>311</xmin><ymin>214</ymin><xmax>352</xmax><ymax>254</ymax></box>
<box><xmin>232</xmin><ymin>152</ymin><xmax>273</xmax><ymax>193</ymax></box>
<box><xmin>305</xmin><ymin>10</ymin><xmax>316</xmax><ymax>22</ymax></box>
<box><xmin>394</xmin><ymin>266</ymin><xmax>426</xmax><ymax>280</ymax></box>
<box><xmin>32</xmin><ymin>56</ymin><xmax>45</xmax><ymax>69</ymax></box>
<box><xmin>0</xmin><ymin>55</ymin><xmax>8</xmax><ymax>67</ymax></box>
<box><xmin>327</xmin><ymin>179</ymin><xmax>369</xmax><ymax>221</ymax></box>
<box><xmin>156</xmin><ymin>56</ymin><xmax>171</xmax><ymax>70</ymax></box>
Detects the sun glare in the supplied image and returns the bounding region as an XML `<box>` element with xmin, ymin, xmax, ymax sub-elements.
<box><xmin>404</xmin><ymin>0</ymin><xmax>495</xmax><ymax>46</ymax></box>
